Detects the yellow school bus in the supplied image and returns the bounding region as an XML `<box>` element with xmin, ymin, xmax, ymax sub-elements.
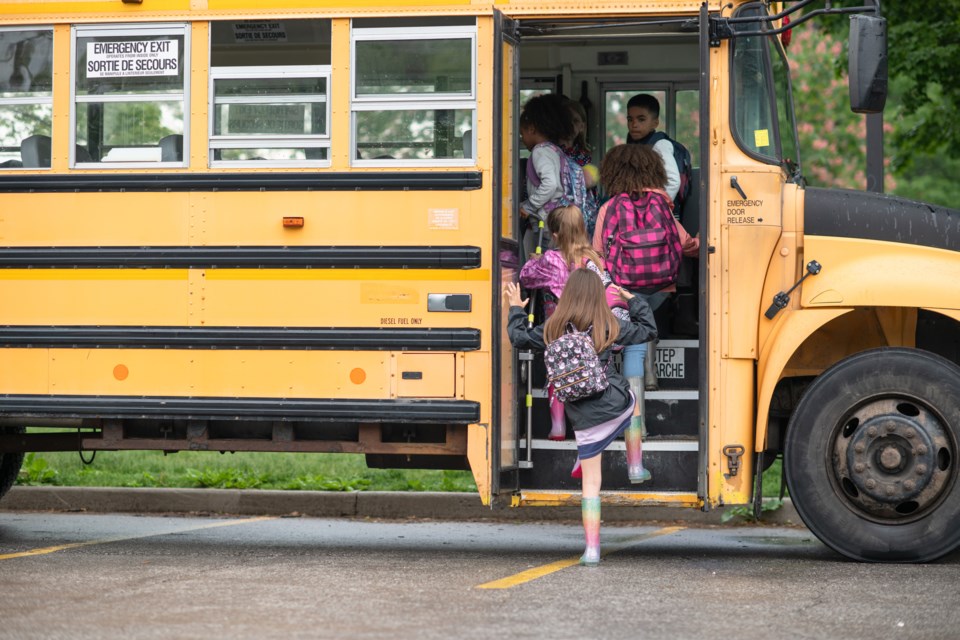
<box><xmin>0</xmin><ymin>0</ymin><xmax>956</xmax><ymax>562</ymax></box>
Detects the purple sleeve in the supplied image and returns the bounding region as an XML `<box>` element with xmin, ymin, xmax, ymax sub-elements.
<box><xmin>519</xmin><ymin>250</ymin><xmax>569</xmax><ymax>298</ymax></box>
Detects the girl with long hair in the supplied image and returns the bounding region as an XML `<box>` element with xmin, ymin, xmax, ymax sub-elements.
<box><xmin>505</xmin><ymin>268</ymin><xmax>656</xmax><ymax>566</ymax></box>
<box><xmin>519</xmin><ymin>205</ymin><xmax>627</xmax><ymax>440</ymax></box>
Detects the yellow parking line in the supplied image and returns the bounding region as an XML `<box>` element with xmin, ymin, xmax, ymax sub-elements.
<box><xmin>476</xmin><ymin>526</ymin><xmax>684</xmax><ymax>589</ymax></box>
<box><xmin>0</xmin><ymin>516</ymin><xmax>277</xmax><ymax>561</ymax></box>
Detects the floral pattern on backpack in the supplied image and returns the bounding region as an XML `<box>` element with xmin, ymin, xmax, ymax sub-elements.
<box><xmin>544</xmin><ymin>323</ymin><xmax>609</xmax><ymax>403</ymax></box>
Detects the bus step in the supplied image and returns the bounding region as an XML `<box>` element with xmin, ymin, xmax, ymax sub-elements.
<box><xmin>515</xmin><ymin>489</ymin><xmax>701</xmax><ymax>508</ymax></box>
<box><xmin>518</xmin><ymin>444</ymin><xmax>698</xmax><ymax>492</ymax></box>
<box><xmin>520</xmin><ymin>438</ymin><xmax>697</xmax><ymax>452</ymax></box>
<box><xmin>528</xmin><ymin>391</ymin><xmax>699</xmax><ymax>438</ymax></box>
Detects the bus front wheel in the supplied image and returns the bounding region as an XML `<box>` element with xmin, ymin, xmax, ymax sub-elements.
<box><xmin>785</xmin><ymin>348</ymin><xmax>960</xmax><ymax>562</ymax></box>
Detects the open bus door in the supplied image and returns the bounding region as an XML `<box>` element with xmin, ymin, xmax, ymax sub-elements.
<box><xmin>491</xmin><ymin>10</ymin><xmax>522</xmax><ymax>502</ymax></box>
<box><xmin>493</xmin><ymin>9</ymin><xmax>710</xmax><ymax>509</ymax></box>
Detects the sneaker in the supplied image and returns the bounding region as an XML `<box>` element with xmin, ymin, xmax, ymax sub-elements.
<box><xmin>628</xmin><ymin>465</ymin><xmax>652</xmax><ymax>484</ymax></box>
<box><xmin>579</xmin><ymin>548</ymin><xmax>600</xmax><ymax>566</ymax></box>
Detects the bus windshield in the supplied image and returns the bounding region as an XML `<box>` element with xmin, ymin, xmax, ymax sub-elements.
<box><xmin>730</xmin><ymin>3</ymin><xmax>802</xmax><ymax>179</ymax></box>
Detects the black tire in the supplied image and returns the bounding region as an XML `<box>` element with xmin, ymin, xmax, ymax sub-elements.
<box><xmin>0</xmin><ymin>426</ymin><xmax>25</xmax><ymax>500</ymax></box>
<box><xmin>785</xmin><ymin>348</ymin><xmax>960</xmax><ymax>563</ymax></box>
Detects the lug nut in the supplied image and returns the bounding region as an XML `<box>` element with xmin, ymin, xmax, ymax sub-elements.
<box><xmin>906</xmin><ymin>428</ymin><xmax>916</xmax><ymax>439</ymax></box>
<box><xmin>917</xmin><ymin>465</ymin><xmax>928</xmax><ymax>475</ymax></box>
<box><xmin>866</xmin><ymin>479</ymin><xmax>877</xmax><ymax>489</ymax></box>
<box><xmin>855</xmin><ymin>443</ymin><xmax>866</xmax><ymax>454</ymax></box>
<box><xmin>854</xmin><ymin>463</ymin><xmax>865</xmax><ymax>473</ymax></box>
<box><xmin>917</xmin><ymin>445</ymin><xmax>928</xmax><ymax>455</ymax></box>
<box><xmin>867</xmin><ymin>426</ymin><xmax>878</xmax><ymax>437</ymax></box>
<box><xmin>886</xmin><ymin>486</ymin><xmax>895</xmax><ymax>496</ymax></box>
<box><xmin>904</xmin><ymin>480</ymin><xmax>916</xmax><ymax>491</ymax></box>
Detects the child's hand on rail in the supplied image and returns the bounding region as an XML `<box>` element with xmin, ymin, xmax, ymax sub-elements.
<box><xmin>504</xmin><ymin>282</ymin><xmax>529</xmax><ymax>309</ymax></box>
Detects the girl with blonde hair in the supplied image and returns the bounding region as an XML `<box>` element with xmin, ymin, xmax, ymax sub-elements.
<box><xmin>519</xmin><ymin>205</ymin><xmax>627</xmax><ymax>440</ymax></box>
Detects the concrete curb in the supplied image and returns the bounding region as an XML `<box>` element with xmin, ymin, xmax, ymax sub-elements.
<box><xmin>0</xmin><ymin>486</ymin><xmax>803</xmax><ymax>526</ymax></box>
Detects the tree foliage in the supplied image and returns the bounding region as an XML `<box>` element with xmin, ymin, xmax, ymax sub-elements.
<box><xmin>787</xmin><ymin>2</ymin><xmax>960</xmax><ymax>207</ymax></box>
<box><xmin>824</xmin><ymin>1</ymin><xmax>960</xmax><ymax>169</ymax></box>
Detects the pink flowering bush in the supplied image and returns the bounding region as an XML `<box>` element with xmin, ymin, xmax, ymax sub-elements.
<box><xmin>786</xmin><ymin>25</ymin><xmax>896</xmax><ymax>192</ymax></box>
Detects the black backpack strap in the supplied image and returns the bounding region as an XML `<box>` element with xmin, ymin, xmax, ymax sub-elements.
<box><xmin>646</xmin><ymin>131</ymin><xmax>669</xmax><ymax>145</ymax></box>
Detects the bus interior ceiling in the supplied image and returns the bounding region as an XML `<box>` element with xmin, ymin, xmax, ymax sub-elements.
<box><xmin>517</xmin><ymin>18</ymin><xmax>700</xmax><ymax>153</ymax></box>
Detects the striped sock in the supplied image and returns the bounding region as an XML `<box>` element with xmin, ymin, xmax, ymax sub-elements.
<box><xmin>580</xmin><ymin>496</ymin><xmax>601</xmax><ymax>566</ymax></box>
<box><xmin>625</xmin><ymin>419</ymin><xmax>643</xmax><ymax>471</ymax></box>
<box><xmin>627</xmin><ymin>416</ymin><xmax>652</xmax><ymax>483</ymax></box>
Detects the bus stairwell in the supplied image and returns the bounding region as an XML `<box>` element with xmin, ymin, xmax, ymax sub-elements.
<box><xmin>514</xmin><ymin>340</ymin><xmax>700</xmax><ymax>506</ymax></box>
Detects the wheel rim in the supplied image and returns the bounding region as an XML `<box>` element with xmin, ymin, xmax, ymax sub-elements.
<box><xmin>832</xmin><ymin>397</ymin><xmax>955</xmax><ymax>522</ymax></box>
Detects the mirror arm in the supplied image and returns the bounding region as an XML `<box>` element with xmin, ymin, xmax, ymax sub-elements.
<box><xmin>716</xmin><ymin>4</ymin><xmax>879</xmax><ymax>40</ymax></box>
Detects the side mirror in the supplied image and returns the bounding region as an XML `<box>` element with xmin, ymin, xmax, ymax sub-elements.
<box><xmin>848</xmin><ymin>14</ymin><xmax>887</xmax><ymax>114</ymax></box>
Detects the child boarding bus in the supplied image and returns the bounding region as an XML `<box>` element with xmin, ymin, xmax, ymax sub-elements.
<box><xmin>0</xmin><ymin>0</ymin><xmax>956</xmax><ymax>563</ymax></box>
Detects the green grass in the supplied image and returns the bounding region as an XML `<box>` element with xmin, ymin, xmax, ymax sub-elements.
<box><xmin>15</xmin><ymin>447</ymin><xmax>786</xmax><ymax>499</ymax></box>
<box><xmin>16</xmin><ymin>450</ymin><xmax>477</xmax><ymax>492</ymax></box>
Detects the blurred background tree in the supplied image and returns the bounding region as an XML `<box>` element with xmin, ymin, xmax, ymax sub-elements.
<box><xmin>790</xmin><ymin>2</ymin><xmax>960</xmax><ymax>208</ymax></box>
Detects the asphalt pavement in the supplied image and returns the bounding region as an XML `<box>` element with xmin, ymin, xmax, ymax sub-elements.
<box><xmin>0</xmin><ymin>485</ymin><xmax>801</xmax><ymax>526</ymax></box>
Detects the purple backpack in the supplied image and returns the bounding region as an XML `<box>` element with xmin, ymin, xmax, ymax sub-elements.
<box><xmin>526</xmin><ymin>141</ymin><xmax>598</xmax><ymax>232</ymax></box>
<box><xmin>545</xmin><ymin>323</ymin><xmax>609</xmax><ymax>403</ymax></box>
<box><xmin>602</xmin><ymin>191</ymin><xmax>682</xmax><ymax>292</ymax></box>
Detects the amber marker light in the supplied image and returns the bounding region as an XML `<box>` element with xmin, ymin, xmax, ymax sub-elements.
<box><xmin>283</xmin><ymin>217</ymin><xmax>305</xmax><ymax>228</ymax></box>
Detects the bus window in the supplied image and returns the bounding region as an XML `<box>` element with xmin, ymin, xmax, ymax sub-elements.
<box><xmin>602</xmin><ymin>87</ymin><xmax>698</xmax><ymax>166</ymax></box>
<box><xmin>676</xmin><ymin>88</ymin><xmax>700</xmax><ymax>169</ymax></box>
<box><xmin>73</xmin><ymin>24</ymin><xmax>189</xmax><ymax>167</ymax></box>
<box><xmin>209</xmin><ymin>20</ymin><xmax>331</xmax><ymax>166</ymax></box>
<box><xmin>0</xmin><ymin>28</ymin><xmax>53</xmax><ymax>169</ymax></box>
<box><xmin>603</xmin><ymin>88</ymin><xmax>666</xmax><ymax>152</ymax></box>
<box><xmin>351</xmin><ymin>19</ymin><xmax>476</xmax><ymax>165</ymax></box>
<box><xmin>730</xmin><ymin>4</ymin><xmax>786</xmax><ymax>166</ymax></box>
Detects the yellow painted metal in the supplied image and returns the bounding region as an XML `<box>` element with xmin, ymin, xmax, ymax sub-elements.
<box><xmin>0</xmin><ymin>271</ymin><xmax>191</xmax><ymax>325</ymax></box>
<box><xmin>0</xmin><ymin>1</ymin><xmax>487</xmax><ymax>23</ymax></box>
<box><xmin>330</xmin><ymin>18</ymin><xmax>351</xmax><ymax>171</ymax></box>
<box><xmin>802</xmin><ymin>236</ymin><xmax>960</xmax><ymax>311</ymax></box>
<box><xmin>0</xmin><ymin>349</ymin><xmax>393</xmax><ymax>397</ymax></box>
<box><xmin>0</xmin><ymin>0</ymin><xmax>725</xmax><ymax>22</ymax></box>
<box><xmin>0</xmin><ymin>269</ymin><xmax>489</xmax><ymax>327</ymax></box>
<box><xmin>467</xmin><ymin>422</ymin><xmax>491</xmax><ymax>505</ymax></box>
<box><xmin>0</xmin><ymin>190</ymin><xmax>489</xmax><ymax>246</ymax></box>
<box><xmin>514</xmin><ymin>490</ymin><xmax>702</xmax><ymax>508</ymax></box>
<box><xmin>395</xmin><ymin>353</ymin><xmax>457</xmax><ymax>397</ymax></box>
<box><xmin>188</xmin><ymin>20</ymin><xmax>209</xmax><ymax>172</ymax></box>
<box><xmin>753</xmin><ymin>232</ymin><xmax>960</xmax><ymax>454</ymax></box>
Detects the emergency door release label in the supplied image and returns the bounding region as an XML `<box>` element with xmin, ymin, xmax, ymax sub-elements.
<box><xmin>726</xmin><ymin>199</ymin><xmax>763</xmax><ymax>224</ymax></box>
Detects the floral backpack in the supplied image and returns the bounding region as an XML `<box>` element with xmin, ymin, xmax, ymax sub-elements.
<box><xmin>545</xmin><ymin>323</ymin><xmax>609</xmax><ymax>403</ymax></box>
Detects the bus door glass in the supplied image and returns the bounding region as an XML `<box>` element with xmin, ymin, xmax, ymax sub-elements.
<box><xmin>494</xmin><ymin>12</ymin><xmax>521</xmax><ymax>493</ymax></box>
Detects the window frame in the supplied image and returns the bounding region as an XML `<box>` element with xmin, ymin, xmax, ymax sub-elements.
<box><xmin>0</xmin><ymin>26</ymin><xmax>54</xmax><ymax>171</ymax></box>
<box><xmin>208</xmin><ymin>64</ymin><xmax>332</xmax><ymax>168</ymax></box>
<box><xmin>70</xmin><ymin>22</ymin><xmax>191</xmax><ymax>169</ymax></box>
<box><xmin>728</xmin><ymin>2</ymin><xmax>800</xmax><ymax>175</ymax></box>
<box><xmin>350</xmin><ymin>23</ymin><xmax>477</xmax><ymax>168</ymax></box>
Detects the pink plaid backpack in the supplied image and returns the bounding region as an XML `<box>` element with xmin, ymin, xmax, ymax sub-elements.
<box><xmin>602</xmin><ymin>190</ymin><xmax>682</xmax><ymax>292</ymax></box>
